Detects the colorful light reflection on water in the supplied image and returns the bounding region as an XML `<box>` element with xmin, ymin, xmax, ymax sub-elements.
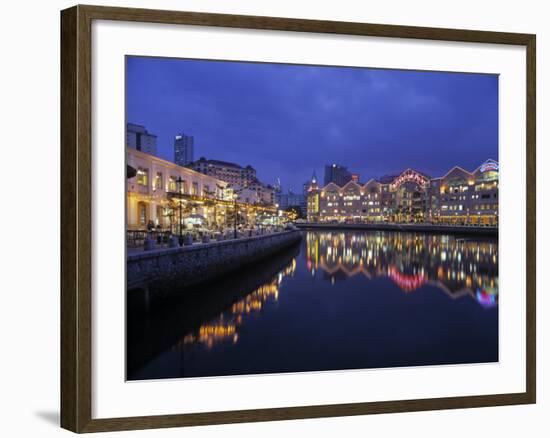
<box><xmin>127</xmin><ymin>230</ymin><xmax>498</xmax><ymax>380</ymax></box>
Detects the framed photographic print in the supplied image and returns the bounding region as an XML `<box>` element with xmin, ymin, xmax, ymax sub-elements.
<box><xmin>60</xmin><ymin>4</ymin><xmax>536</xmax><ymax>433</ymax></box>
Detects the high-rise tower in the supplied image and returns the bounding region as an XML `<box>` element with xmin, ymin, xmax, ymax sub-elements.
<box><xmin>174</xmin><ymin>133</ymin><xmax>194</xmax><ymax>166</ymax></box>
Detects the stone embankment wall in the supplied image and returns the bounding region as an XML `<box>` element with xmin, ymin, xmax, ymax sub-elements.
<box><xmin>127</xmin><ymin>230</ymin><xmax>302</xmax><ymax>290</ymax></box>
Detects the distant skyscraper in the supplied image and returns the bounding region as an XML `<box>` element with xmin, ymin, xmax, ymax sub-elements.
<box><xmin>174</xmin><ymin>133</ymin><xmax>194</xmax><ymax>166</ymax></box>
<box><xmin>324</xmin><ymin>163</ymin><xmax>353</xmax><ymax>186</ymax></box>
<box><xmin>126</xmin><ymin>123</ymin><xmax>157</xmax><ymax>156</ymax></box>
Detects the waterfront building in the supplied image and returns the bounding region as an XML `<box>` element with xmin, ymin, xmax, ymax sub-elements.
<box><xmin>324</xmin><ymin>163</ymin><xmax>354</xmax><ymax>186</ymax></box>
<box><xmin>307</xmin><ymin>159</ymin><xmax>498</xmax><ymax>225</ymax></box>
<box><xmin>174</xmin><ymin>133</ymin><xmax>194</xmax><ymax>166</ymax></box>
<box><xmin>187</xmin><ymin>157</ymin><xmax>274</xmax><ymax>206</ymax></box>
<box><xmin>234</xmin><ymin>179</ymin><xmax>275</xmax><ymax>205</ymax></box>
<box><xmin>436</xmin><ymin>159</ymin><xmax>499</xmax><ymax>225</ymax></box>
<box><xmin>306</xmin><ymin>171</ymin><xmax>321</xmax><ymax>222</ymax></box>
<box><xmin>187</xmin><ymin>157</ymin><xmax>258</xmax><ymax>187</ymax></box>
<box><xmin>127</xmin><ymin>148</ymin><xmax>282</xmax><ymax>234</ymax></box>
<box><xmin>127</xmin><ymin>148</ymin><xmax>230</xmax><ymax>231</ymax></box>
<box><xmin>126</xmin><ymin>123</ymin><xmax>158</xmax><ymax>156</ymax></box>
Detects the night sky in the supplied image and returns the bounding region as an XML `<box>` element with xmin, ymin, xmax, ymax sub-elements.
<box><xmin>126</xmin><ymin>56</ymin><xmax>498</xmax><ymax>192</ymax></box>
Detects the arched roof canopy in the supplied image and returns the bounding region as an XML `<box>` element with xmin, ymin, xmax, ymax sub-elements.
<box><xmin>341</xmin><ymin>180</ymin><xmax>362</xmax><ymax>192</ymax></box>
<box><xmin>364</xmin><ymin>178</ymin><xmax>381</xmax><ymax>189</ymax></box>
<box><xmin>473</xmin><ymin>159</ymin><xmax>499</xmax><ymax>182</ymax></box>
<box><xmin>363</xmin><ymin>178</ymin><xmax>381</xmax><ymax>194</ymax></box>
<box><xmin>440</xmin><ymin>166</ymin><xmax>474</xmax><ymax>185</ymax></box>
<box><xmin>389</xmin><ymin>168</ymin><xmax>430</xmax><ymax>191</ymax></box>
<box><xmin>323</xmin><ymin>182</ymin><xmax>341</xmax><ymax>192</ymax></box>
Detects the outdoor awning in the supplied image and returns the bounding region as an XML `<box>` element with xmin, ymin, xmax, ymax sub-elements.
<box><xmin>127</xmin><ymin>165</ymin><xmax>137</xmax><ymax>179</ymax></box>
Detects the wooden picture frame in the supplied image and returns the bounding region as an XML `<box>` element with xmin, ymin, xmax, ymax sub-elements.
<box><xmin>61</xmin><ymin>4</ymin><xmax>536</xmax><ymax>433</ymax></box>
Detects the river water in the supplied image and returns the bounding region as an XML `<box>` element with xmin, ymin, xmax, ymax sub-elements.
<box><xmin>127</xmin><ymin>229</ymin><xmax>498</xmax><ymax>380</ymax></box>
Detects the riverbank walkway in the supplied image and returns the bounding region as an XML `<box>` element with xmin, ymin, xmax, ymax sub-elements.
<box><xmin>295</xmin><ymin>222</ymin><xmax>498</xmax><ymax>236</ymax></box>
<box><xmin>127</xmin><ymin>226</ymin><xmax>292</xmax><ymax>255</ymax></box>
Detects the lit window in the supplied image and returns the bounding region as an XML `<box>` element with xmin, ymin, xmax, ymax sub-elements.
<box><xmin>138</xmin><ymin>203</ymin><xmax>147</xmax><ymax>226</ymax></box>
<box><xmin>154</xmin><ymin>172</ymin><xmax>163</xmax><ymax>190</ymax></box>
<box><xmin>137</xmin><ymin>168</ymin><xmax>149</xmax><ymax>186</ymax></box>
<box><xmin>168</xmin><ymin>176</ymin><xmax>177</xmax><ymax>192</ymax></box>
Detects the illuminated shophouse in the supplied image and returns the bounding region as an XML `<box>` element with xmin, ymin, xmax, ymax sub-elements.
<box><xmin>127</xmin><ymin>148</ymin><xmax>232</xmax><ymax>231</ymax></box>
<box><xmin>127</xmin><ymin>148</ymin><xmax>284</xmax><ymax>234</ymax></box>
<box><xmin>436</xmin><ymin>159</ymin><xmax>499</xmax><ymax>225</ymax></box>
<box><xmin>306</xmin><ymin>159</ymin><xmax>498</xmax><ymax>225</ymax></box>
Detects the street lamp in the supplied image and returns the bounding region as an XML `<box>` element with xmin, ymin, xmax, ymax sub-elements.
<box><xmin>233</xmin><ymin>192</ymin><xmax>239</xmax><ymax>239</ymax></box>
<box><xmin>231</xmin><ymin>184</ymin><xmax>249</xmax><ymax>239</ymax></box>
<box><xmin>176</xmin><ymin>176</ymin><xmax>184</xmax><ymax>246</ymax></box>
<box><xmin>164</xmin><ymin>206</ymin><xmax>174</xmax><ymax>235</ymax></box>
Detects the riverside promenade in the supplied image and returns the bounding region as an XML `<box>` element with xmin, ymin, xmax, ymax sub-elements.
<box><xmin>295</xmin><ymin>222</ymin><xmax>498</xmax><ymax>236</ymax></box>
<box><xmin>127</xmin><ymin>229</ymin><xmax>302</xmax><ymax>292</ymax></box>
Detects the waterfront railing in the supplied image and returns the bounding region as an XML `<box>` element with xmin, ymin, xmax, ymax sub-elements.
<box><xmin>127</xmin><ymin>225</ymin><xmax>293</xmax><ymax>251</ymax></box>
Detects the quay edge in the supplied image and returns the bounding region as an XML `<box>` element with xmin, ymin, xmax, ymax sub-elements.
<box><xmin>294</xmin><ymin>222</ymin><xmax>498</xmax><ymax>237</ymax></box>
<box><xmin>127</xmin><ymin>229</ymin><xmax>302</xmax><ymax>292</ymax></box>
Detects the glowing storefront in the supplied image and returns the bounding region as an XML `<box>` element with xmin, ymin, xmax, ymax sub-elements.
<box><xmin>307</xmin><ymin>159</ymin><xmax>498</xmax><ymax>225</ymax></box>
<box><xmin>436</xmin><ymin>159</ymin><xmax>499</xmax><ymax>225</ymax></box>
<box><xmin>127</xmin><ymin>148</ymin><xmax>233</xmax><ymax>231</ymax></box>
<box><xmin>127</xmin><ymin>148</ymin><xmax>285</xmax><ymax>233</ymax></box>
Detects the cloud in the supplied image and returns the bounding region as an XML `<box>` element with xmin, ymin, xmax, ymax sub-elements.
<box><xmin>126</xmin><ymin>57</ymin><xmax>498</xmax><ymax>188</ymax></box>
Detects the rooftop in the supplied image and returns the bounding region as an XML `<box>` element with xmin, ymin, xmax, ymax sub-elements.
<box><xmin>189</xmin><ymin>157</ymin><xmax>253</xmax><ymax>170</ymax></box>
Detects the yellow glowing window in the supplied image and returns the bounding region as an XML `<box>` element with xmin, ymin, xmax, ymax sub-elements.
<box><xmin>137</xmin><ymin>168</ymin><xmax>148</xmax><ymax>186</ymax></box>
<box><xmin>138</xmin><ymin>203</ymin><xmax>147</xmax><ymax>226</ymax></box>
<box><xmin>168</xmin><ymin>176</ymin><xmax>177</xmax><ymax>191</ymax></box>
<box><xmin>154</xmin><ymin>172</ymin><xmax>163</xmax><ymax>190</ymax></box>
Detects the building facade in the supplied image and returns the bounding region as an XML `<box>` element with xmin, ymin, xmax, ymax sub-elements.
<box><xmin>127</xmin><ymin>149</ymin><xmax>281</xmax><ymax>233</ymax></box>
<box><xmin>126</xmin><ymin>123</ymin><xmax>157</xmax><ymax>156</ymax></box>
<box><xmin>307</xmin><ymin>159</ymin><xmax>498</xmax><ymax>225</ymax></box>
<box><xmin>174</xmin><ymin>133</ymin><xmax>195</xmax><ymax>166</ymax></box>
<box><xmin>187</xmin><ymin>157</ymin><xmax>274</xmax><ymax>206</ymax></box>
<box><xmin>187</xmin><ymin>157</ymin><xmax>257</xmax><ymax>187</ymax></box>
<box><xmin>242</xmin><ymin>178</ymin><xmax>275</xmax><ymax>205</ymax></box>
<box><xmin>435</xmin><ymin>159</ymin><xmax>499</xmax><ymax>224</ymax></box>
<box><xmin>127</xmin><ymin>148</ymin><xmax>231</xmax><ymax>231</ymax></box>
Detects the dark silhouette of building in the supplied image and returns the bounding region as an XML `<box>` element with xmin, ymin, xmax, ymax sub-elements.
<box><xmin>126</xmin><ymin>123</ymin><xmax>157</xmax><ymax>156</ymax></box>
<box><xmin>324</xmin><ymin>163</ymin><xmax>353</xmax><ymax>186</ymax></box>
<box><xmin>174</xmin><ymin>133</ymin><xmax>194</xmax><ymax>166</ymax></box>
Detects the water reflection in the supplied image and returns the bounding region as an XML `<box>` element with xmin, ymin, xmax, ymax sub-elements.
<box><xmin>128</xmin><ymin>230</ymin><xmax>498</xmax><ymax>380</ymax></box>
<box><xmin>176</xmin><ymin>260</ymin><xmax>296</xmax><ymax>350</ymax></box>
<box><xmin>306</xmin><ymin>231</ymin><xmax>498</xmax><ymax>307</ymax></box>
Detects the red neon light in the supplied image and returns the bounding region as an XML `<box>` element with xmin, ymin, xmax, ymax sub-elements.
<box><xmin>388</xmin><ymin>266</ymin><xmax>428</xmax><ymax>292</ymax></box>
<box><xmin>480</xmin><ymin>162</ymin><xmax>499</xmax><ymax>173</ymax></box>
<box><xmin>390</xmin><ymin>170</ymin><xmax>428</xmax><ymax>190</ymax></box>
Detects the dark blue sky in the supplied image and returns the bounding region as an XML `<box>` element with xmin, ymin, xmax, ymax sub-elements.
<box><xmin>126</xmin><ymin>56</ymin><xmax>498</xmax><ymax>192</ymax></box>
